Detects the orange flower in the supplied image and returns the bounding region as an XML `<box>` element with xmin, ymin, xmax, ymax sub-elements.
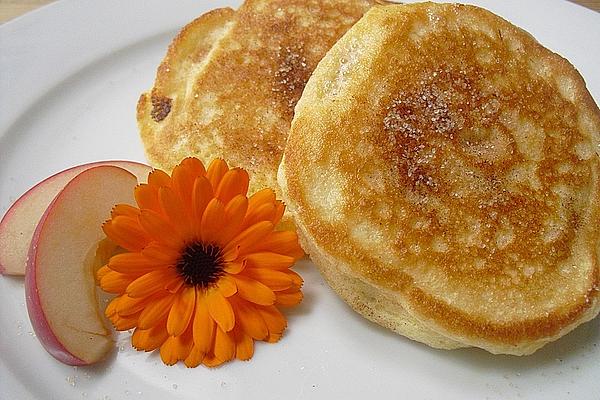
<box><xmin>97</xmin><ymin>157</ymin><xmax>304</xmax><ymax>367</ymax></box>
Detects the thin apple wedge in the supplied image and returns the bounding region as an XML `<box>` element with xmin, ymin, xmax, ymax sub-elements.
<box><xmin>25</xmin><ymin>165</ymin><xmax>139</xmax><ymax>365</ymax></box>
<box><xmin>0</xmin><ymin>160</ymin><xmax>152</xmax><ymax>276</ymax></box>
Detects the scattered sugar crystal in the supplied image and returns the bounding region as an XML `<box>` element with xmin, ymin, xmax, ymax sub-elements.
<box><xmin>523</xmin><ymin>265</ymin><xmax>535</xmax><ymax>278</ymax></box>
<box><xmin>272</xmin><ymin>44</ymin><xmax>309</xmax><ymax>110</ymax></box>
<box><xmin>66</xmin><ymin>375</ymin><xmax>77</xmax><ymax>387</ymax></box>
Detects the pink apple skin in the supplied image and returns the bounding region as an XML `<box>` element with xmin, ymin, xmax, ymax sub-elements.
<box><xmin>25</xmin><ymin>228</ymin><xmax>87</xmax><ymax>365</ymax></box>
<box><xmin>24</xmin><ymin>166</ymin><xmax>138</xmax><ymax>365</ymax></box>
<box><xmin>0</xmin><ymin>160</ymin><xmax>152</xmax><ymax>275</ymax></box>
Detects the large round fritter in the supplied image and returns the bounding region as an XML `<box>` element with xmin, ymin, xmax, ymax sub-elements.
<box><xmin>279</xmin><ymin>2</ymin><xmax>600</xmax><ymax>355</ymax></box>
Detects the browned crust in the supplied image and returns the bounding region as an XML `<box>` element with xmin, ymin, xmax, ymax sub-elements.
<box><xmin>153</xmin><ymin>7</ymin><xmax>235</xmax><ymax>97</ymax></box>
<box><xmin>284</xmin><ymin>188</ymin><xmax>599</xmax><ymax>353</ymax></box>
<box><xmin>137</xmin><ymin>7</ymin><xmax>235</xmax><ymax>138</ymax></box>
<box><xmin>409</xmin><ymin>282</ymin><xmax>598</xmax><ymax>346</ymax></box>
<box><xmin>293</xmin><ymin>212</ymin><xmax>467</xmax><ymax>350</ymax></box>
<box><xmin>137</xmin><ymin>0</ymin><xmax>377</xmax><ymax>231</ymax></box>
<box><xmin>295</xmin><ymin>208</ymin><xmax>599</xmax><ymax>348</ymax></box>
<box><xmin>280</xmin><ymin>2</ymin><xmax>600</xmax><ymax>352</ymax></box>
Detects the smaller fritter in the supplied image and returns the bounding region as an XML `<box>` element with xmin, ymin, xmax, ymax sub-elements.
<box><xmin>137</xmin><ymin>0</ymin><xmax>377</xmax><ymax>228</ymax></box>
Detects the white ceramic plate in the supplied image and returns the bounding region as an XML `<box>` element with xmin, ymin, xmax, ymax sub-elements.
<box><xmin>1</xmin><ymin>1</ymin><xmax>599</xmax><ymax>399</ymax></box>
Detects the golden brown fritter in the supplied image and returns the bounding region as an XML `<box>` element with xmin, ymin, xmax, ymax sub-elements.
<box><xmin>279</xmin><ymin>2</ymin><xmax>600</xmax><ymax>355</ymax></box>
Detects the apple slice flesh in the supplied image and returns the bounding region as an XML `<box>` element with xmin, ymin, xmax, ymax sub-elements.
<box><xmin>25</xmin><ymin>165</ymin><xmax>138</xmax><ymax>365</ymax></box>
<box><xmin>0</xmin><ymin>160</ymin><xmax>152</xmax><ymax>275</ymax></box>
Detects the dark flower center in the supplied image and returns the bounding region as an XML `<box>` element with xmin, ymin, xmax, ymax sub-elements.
<box><xmin>176</xmin><ymin>242</ymin><xmax>224</xmax><ymax>288</ymax></box>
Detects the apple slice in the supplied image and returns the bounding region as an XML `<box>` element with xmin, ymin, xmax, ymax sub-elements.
<box><xmin>0</xmin><ymin>160</ymin><xmax>152</xmax><ymax>275</ymax></box>
<box><xmin>25</xmin><ymin>165</ymin><xmax>138</xmax><ymax>365</ymax></box>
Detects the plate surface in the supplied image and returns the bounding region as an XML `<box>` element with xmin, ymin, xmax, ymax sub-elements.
<box><xmin>1</xmin><ymin>1</ymin><xmax>599</xmax><ymax>399</ymax></box>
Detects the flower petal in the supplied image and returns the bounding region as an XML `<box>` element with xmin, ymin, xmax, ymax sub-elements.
<box><xmin>181</xmin><ymin>157</ymin><xmax>206</xmax><ymax>177</ymax></box>
<box><xmin>233</xmin><ymin>275</ymin><xmax>276</xmax><ymax>305</ymax></box>
<box><xmin>215</xmin><ymin>168</ymin><xmax>249</xmax><ymax>203</ymax></box>
<box><xmin>223</xmin><ymin>259</ymin><xmax>246</xmax><ymax>274</ymax></box>
<box><xmin>172</xmin><ymin>164</ymin><xmax>195</xmax><ymax>211</ymax></box>
<box><xmin>217</xmin><ymin>274</ymin><xmax>237</xmax><ymax>297</ymax></box>
<box><xmin>222</xmin><ymin>221</ymin><xmax>274</xmax><ymax>256</ymax></box>
<box><xmin>233</xmin><ymin>325</ymin><xmax>254</xmax><ymax>361</ymax></box>
<box><xmin>111</xmin><ymin>215</ymin><xmax>152</xmax><ymax>245</ymax></box>
<box><xmin>285</xmin><ymin>270</ymin><xmax>304</xmax><ymax>288</ymax></box>
<box><xmin>96</xmin><ymin>264</ymin><xmax>111</xmax><ymax>280</ymax></box>
<box><xmin>105</xmin><ymin>297</ymin><xmax>118</xmax><ymax>318</ymax></box>
<box><xmin>230</xmin><ymin>297</ymin><xmax>268</xmax><ymax>340</ymax></box>
<box><xmin>246</xmin><ymin>231</ymin><xmax>305</xmax><ymax>260</ymax></box>
<box><xmin>243</xmin><ymin>268</ymin><xmax>293</xmax><ymax>291</ymax></box>
<box><xmin>200</xmin><ymin>198</ymin><xmax>226</xmax><ymax>243</ymax></box>
<box><xmin>165</xmin><ymin>278</ymin><xmax>184</xmax><ymax>294</ymax></box>
<box><xmin>192</xmin><ymin>292</ymin><xmax>216</xmax><ymax>354</ymax></box>
<box><xmin>160</xmin><ymin>330</ymin><xmax>193</xmax><ymax>366</ymax></box>
<box><xmin>244</xmin><ymin>189</ymin><xmax>281</xmax><ymax>227</ymax></box>
<box><xmin>184</xmin><ymin>345</ymin><xmax>205</xmax><ymax>368</ymax></box>
<box><xmin>148</xmin><ymin>169</ymin><xmax>171</xmax><ymax>187</ymax></box>
<box><xmin>141</xmin><ymin>242</ymin><xmax>180</xmax><ymax>263</ymax></box>
<box><xmin>272</xmin><ymin>201</ymin><xmax>286</xmax><ymax>225</ymax></box>
<box><xmin>256</xmin><ymin>305</ymin><xmax>287</xmax><ymax>342</ymax></box>
<box><xmin>206</xmin><ymin>159</ymin><xmax>229</xmax><ymax>189</ymax></box>
<box><xmin>132</xmin><ymin>320</ymin><xmax>169</xmax><ymax>351</ymax></box>
<box><xmin>225</xmin><ymin>195</ymin><xmax>248</xmax><ymax>222</ymax></box>
<box><xmin>191</xmin><ymin>176</ymin><xmax>213</xmax><ymax>227</ymax></box>
<box><xmin>134</xmin><ymin>183</ymin><xmax>161</xmax><ymax>212</ymax></box>
<box><xmin>111</xmin><ymin>204</ymin><xmax>140</xmax><ymax>218</ymax></box>
<box><xmin>216</xmin><ymin>195</ymin><xmax>248</xmax><ymax>245</ymax></box>
<box><xmin>245</xmin><ymin>252</ymin><xmax>295</xmax><ymax>270</ymax></box>
<box><xmin>159</xmin><ymin>186</ymin><xmax>194</xmax><ymax>238</ymax></box>
<box><xmin>214</xmin><ymin>325</ymin><xmax>235</xmax><ymax>363</ymax></box>
<box><xmin>110</xmin><ymin>311</ymin><xmax>140</xmax><ymax>330</ymax></box>
<box><xmin>247</xmin><ymin>189</ymin><xmax>276</xmax><ymax>210</ymax></box>
<box><xmin>106</xmin><ymin>297</ymin><xmax>141</xmax><ymax>330</ymax></box>
<box><xmin>139</xmin><ymin>209</ymin><xmax>184</xmax><ymax>248</ymax></box>
<box><xmin>102</xmin><ymin>219</ymin><xmax>147</xmax><ymax>252</ymax></box>
<box><xmin>159</xmin><ymin>338</ymin><xmax>179</xmax><ymax>365</ymax></box>
<box><xmin>100</xmin><ymin>270</ymin><xmax>137</xmax><ymax>294</ymax></box>
<box><xmin>222</xmin><ymin>246</ymin><xmax>240</xmax><ymax>263</ymax></box>
<box><xmin>108</xmin><ymin>252</ymin><xmax>165</xmax><ymax>274</ymax></box>
<box><xmin>206</xmin><ymin>289</ymin><xmax>235</xmax><ymax>332</ymax></box>
<box><xmin>171</xmin><ymin>159</ymin><xmax>205</xmax><ymax>214</ymax></box>
<box><xmin>167</xmin><ymin>286</ymin><xmax>196</xmax><ymax>336</ymax></box>
<box><xmin>115</xmin><ymin>294</ymin><xmax>151</xmax><ymax>316</ymax></box>
<box><xmin>242</xmin><ymin>202</ymin><xmax>275</xmax><ymax>230</ymax></box>
<box><xmin>265</xmin><ymin>331</ymin><xmax>283</xmax><ymax>344</ymax></box>
<box><xmin>275</xmin><ymin>289</ymin><xmax>303</xmax><ymax>307</ymax></box>
<box><xmin>127</xmin><ymin>268</ymin><xmax>179</xmax><ymax>298</ymax></box>
<box><xmin>137</xmin><ymin>293</ymin><xmax>175</xmax><ymax>329</ymax></box>
<box><xmin>202</xmin><ymin>353</ymin><xmax>223</xmax><ymax>368</ymax></box>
